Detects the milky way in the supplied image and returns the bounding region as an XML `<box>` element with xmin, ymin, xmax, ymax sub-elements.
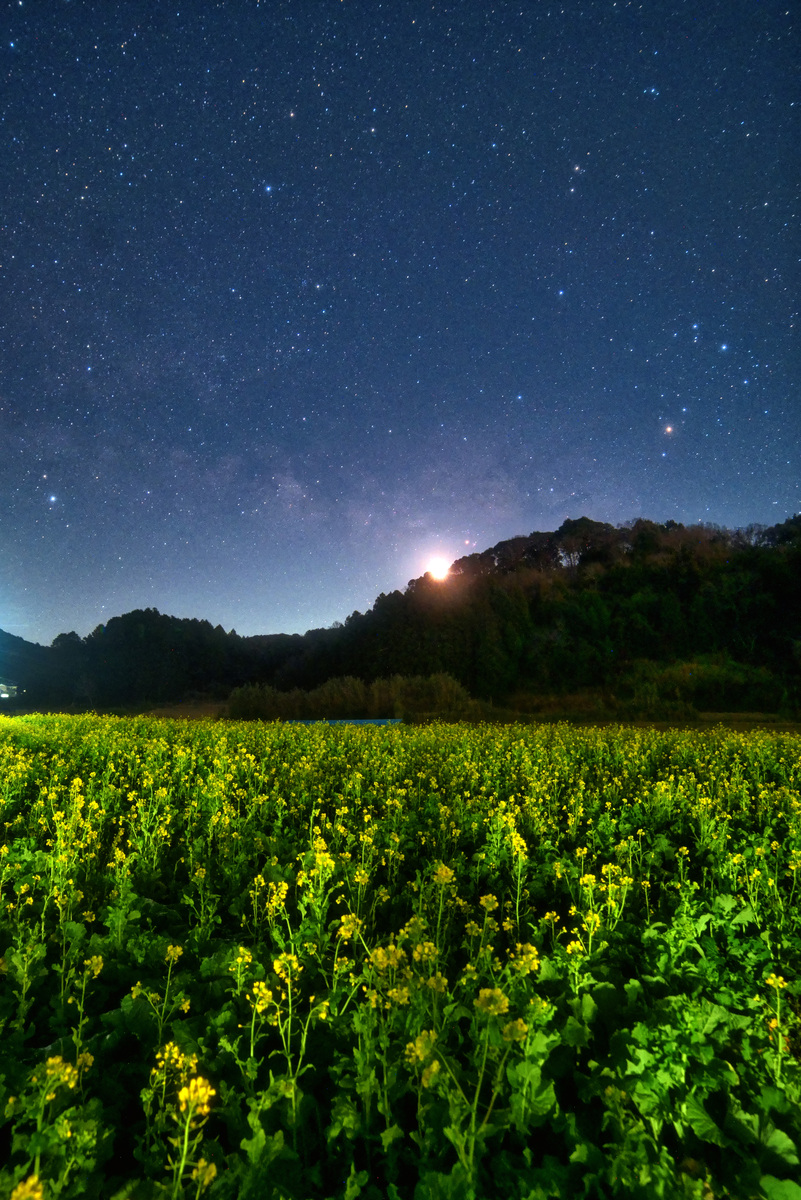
<box><xmin>1</xmin><ymin>1</ymin><xmax>797</xmax><ymax>645</ymax></box>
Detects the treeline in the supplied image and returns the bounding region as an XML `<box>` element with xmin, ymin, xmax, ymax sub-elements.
<box><xmin>244</xmin><ymin>515</ymin><xmax>801</xmax><ymax>714</ymax></box>
<box><xmin>228</xmin><ymin>673</ymin><xmax>478</xmax><ymax>721</ymax></box>
<box><xmin>3</xmin><ymin>514</ymin><xmax>800</xmax><ymax>715</ymax></box>
<box><xmin>0</xmin><ymin>613</ymin><xmax>264</xmax><ymax>710</ymax></box>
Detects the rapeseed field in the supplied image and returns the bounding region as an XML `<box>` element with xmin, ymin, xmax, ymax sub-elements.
<box><xmin>0</xmin><ymin>714</ymin><xmax>799</xmax><ymax>1199</ymax></box>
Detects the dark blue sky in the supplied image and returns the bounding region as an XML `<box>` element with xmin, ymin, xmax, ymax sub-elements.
<box><xmin>1</xmin><ymin>0</ymin><xmax>798</xmax><ymax>645</ymax></box>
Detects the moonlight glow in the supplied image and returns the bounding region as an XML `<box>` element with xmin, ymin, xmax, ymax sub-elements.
<box><xmin>426</xmin><ymin>556</ymin><xmax>451</xmax><ymax>581</ymax></box>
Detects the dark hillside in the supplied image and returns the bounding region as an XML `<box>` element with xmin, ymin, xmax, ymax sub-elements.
<box><xmin>2</xmin><ymin>515</ymin><xmax>799</xmax><ymax>714</ymax></box>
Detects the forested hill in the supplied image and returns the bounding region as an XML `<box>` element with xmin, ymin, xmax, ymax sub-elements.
<box><xmin>2</xmin><ymin>515</ymin><xmax>800</xmax><ymax>712</ymax></box>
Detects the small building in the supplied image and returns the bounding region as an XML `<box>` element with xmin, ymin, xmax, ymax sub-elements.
<box><xmin>0</xmin><ymin>678</ymin><xmax>18</xmax><ymax>699</ymax></box>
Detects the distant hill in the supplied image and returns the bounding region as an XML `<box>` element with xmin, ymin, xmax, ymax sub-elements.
<box><xmin>2</xmin><ymin>515</ymin><xmax>800</xmax><ymax>714</ymax></box>
<box><xmin>0</xmin><ymin>627</ymin><xmax>51</xmax><ymax>696</ymax></box>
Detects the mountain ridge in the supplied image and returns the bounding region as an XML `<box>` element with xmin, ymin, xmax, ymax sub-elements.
<box><xmin>2</xmin><ymin>514</ymin><xmax>800</xmax><ymax>713</ymax></box>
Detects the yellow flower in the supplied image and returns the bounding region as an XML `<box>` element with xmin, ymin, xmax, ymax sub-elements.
<box><xmin>766</xmin><ymin>973</ymin><xmax>788</xmax><ymax>990</ymax></box>
<box><xmin>512</xmin><ymin>942</ymin><xmax>541</xmax><ymax>975</ymax></box>
<box><xmin>412</xmin><ymin>940</ymin><xmax>438</xmax><ymax>963</ymax></box>
<box><xmin>566</xmin><ymin>940</ymin><xmax>584</xmax><ymax>956</ymax></box>
<box><xmin>191</xmin><ymin>1159</ymin><xmax>218</xmax><ymax>1191</ymax></box>
<box><xmin>527</xmin><ymin>996</ymin><xmax>554</xmax><ymax>1023</ymax></box>
<box><xmin>157</xmin><ymin>1042</ymin><xmax>184</xmax><ymax>1070</ymax></box>
<box><xmin>338</xmin><ymin>913</ymin><xmax>363</xmax><ymax>942</ymax></box>
<box><xmin>387</xmin><ymin>985</ymin><xmax>410</xmax><ymax>1006</ymax></box>
<box><xmin>157</xmin><ymin>1043</ymin><xmax>177</xmax><ymax>1069</ymax></box>
<box><xmin>370</xmin><ymin>943</ymin><xmax>406</xmax><ymax>972</ymax></box>
<box><xmin>10</xmin><ymin>1176</ymin><xmax>44</xmax><ymax>1200</ymax></box>
<box><xmin>502</xmin><ymin>1018</ymin><xmax>529</xmax><ymax>1043</ymax></box>
<box><xmin>425</xmin><ymin>972</ymin><xmax>448</xmax><ymax>994</ymax></box>
<box><xmin>273</xmin><ymin>952</ymin><xmax>301</xmax><ymax>983</ymax></box>
<box><xmin>465</xmin><ymin>920</ymin><xmax>481</xmax><ymax>938</ymax></box>
<box><xmin>178</xmin><ymin>1076</ymin><xmax>216</xmax><ymax>1117</ymax></box>
<box><xmin>479</xmin><ymin>894</ymin><xmax>499</xmax><ymax>913</ymax></box>
<box><xmin>509</xmin><ymin>829</ymin><xmax>528</xmax><ymax>860</ymax></box>
<box><xmin>353</xmin><ymin>867</ymin><xmax>370</xmax><ymax>886</ymax></box>
<box><xmin>45</xmin><ymin>1056</ymin><xmax>79</xmax><ymax>1089</ymax></box>
<box><xmin>422</xmin><ymin>1059</ymin><xmax>441</xmax><ymax>1088</ymax></box>
<box><xmin>248</xmin><ymin>980</ymin><xmax>273</xmax><ymax>1013</ymax></box>
<box><xmin>84</xmin><ymin>955</ymin><xmax>103</xmax><ymax>978</ymax></box>
<box><xmin>405</xmin><ymin>1029</ymin><xmax>437</xmax><ymax>1064</ymax></box>
<box><xmin>432</xmin><ymin>862</ymin><xmax>455</xmax><ymax>886</ymax></box>
<box><xmin>231</xmin><ymin>947</ymin><xmax>253</xmax><ymax>971</ymax></box>
<box><xmin>474</xmin><ymin>988</ymin><xmax>510</xmax><ymax>1016</ymax></box>
<box><xmin>165</xmin><ymin>944</ymin><xmax>183</xmax><ymax>964</ymax></box>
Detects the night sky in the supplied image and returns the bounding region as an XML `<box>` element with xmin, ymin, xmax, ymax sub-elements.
<box><xmin>2</xmin><ymin>1</ymin><xmax>798</xmax><ymax>647</ymax></box>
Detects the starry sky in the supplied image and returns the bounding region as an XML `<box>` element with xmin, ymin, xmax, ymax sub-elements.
<box><xmin>1</xmin><ymin>1</ymin><xmax>798</xmax><ymax>646</ymax></box>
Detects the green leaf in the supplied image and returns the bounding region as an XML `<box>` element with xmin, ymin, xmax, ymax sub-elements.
<box><xmin>561</xmin><ymin>1016</ymin><xmax>590</xmax><ymax>1048</ymax></box>
<box><xmin>580</xmin><ymin>992</ymin><xmax>598</xmax><ymax>1024</ymax></box>
<box><xmin>529</xmin><ymin>1029</ymin><xmax>561</xmax><ymax>1058</ymax></box>
<box><xmin>508</xmin><ymin>1060</ymin><xmax>542</xmax><ymax>1089</ymax></box>
<box><xmin>327</xmin><ymin>1094</ymin><xmax>362</xmax><ymax>1143</ymax></box>
<box><xmin>760</xmin><ymin>1176</ymin><xmax>801</xmax><ymax>1200</ymax></box>
<box><xmin>712</xmin><ymin>894</ymin><xmax>738</xmax><ymax>917</ymax></box>
<box><xmin>537</xmin><ymin>956</ymin><xmax>561</xmax><ymax>982</ymax></box>
<box><xmin>765</xmin><ymin>1129</ymin><xmax>800</xmax><ymax>1167</ymax></box>
<box><xmin>241</xmin><ymin>1112</ymin><xmax>284</xmax><ymax>1166</ymax></box>
<box><xmin>344</xmin><ymin>1163</ymin><xmax>370</xmax><ymax>1199</ymax></box>
<box><xmin>591</xmin><ymin>982</ymin><xmax>620</xmax><ymax>1019</ymax></box>
<box><xmin>508</xmin><ymin>1069</ymin><xmax>556</xmax><ymax>1126</ymax></box>
<box><xmin>684</xmin><ymin>1093</ymin><xmax>730</xmax><ymax>1147</ymax></box>
<box><xmin>442</xmin><ymin>1001</ymin><xmax>473</xmax><ymax>1023</ymax></box>
<box><xmin>624</xmin><ymin>979</ymin><xmax>643</xmax><ymax>1005</ymax></box>
<box><xmin>730</xmin><ymin>903</ymin><xmax>757</xmax><ymax>926</ymax></box>
<box><xmin>380</xmin><ymin>1123</ymin><xmax>404</xmax><ymax>1152</ymax></box>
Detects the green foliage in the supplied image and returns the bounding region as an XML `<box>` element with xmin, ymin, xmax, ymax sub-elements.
<box><xmin>0</xmin><ymin>713</ymin><xmax>800</xmax><ymax>1197</ymax></box>
<box><xmin>227</xmin><ymin>673</ymin><xmax>477</xmax><ymax>721</ymax></box>
<box><xmin>620</xmin><ymin>656</ymin><xmax>785</xmax><ymax>715</ymax></box>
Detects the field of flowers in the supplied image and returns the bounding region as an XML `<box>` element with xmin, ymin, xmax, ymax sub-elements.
<box><xmin>0</xmin><ymin>714</ymin><xmax>800</xmax><ymax>1200</ymax></box>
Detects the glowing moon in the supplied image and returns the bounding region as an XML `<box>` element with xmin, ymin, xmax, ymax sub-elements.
<box><xmin>426</xmin><ymin>555</ymin><xmax>451</xmax><ymax>580</ymax></box>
